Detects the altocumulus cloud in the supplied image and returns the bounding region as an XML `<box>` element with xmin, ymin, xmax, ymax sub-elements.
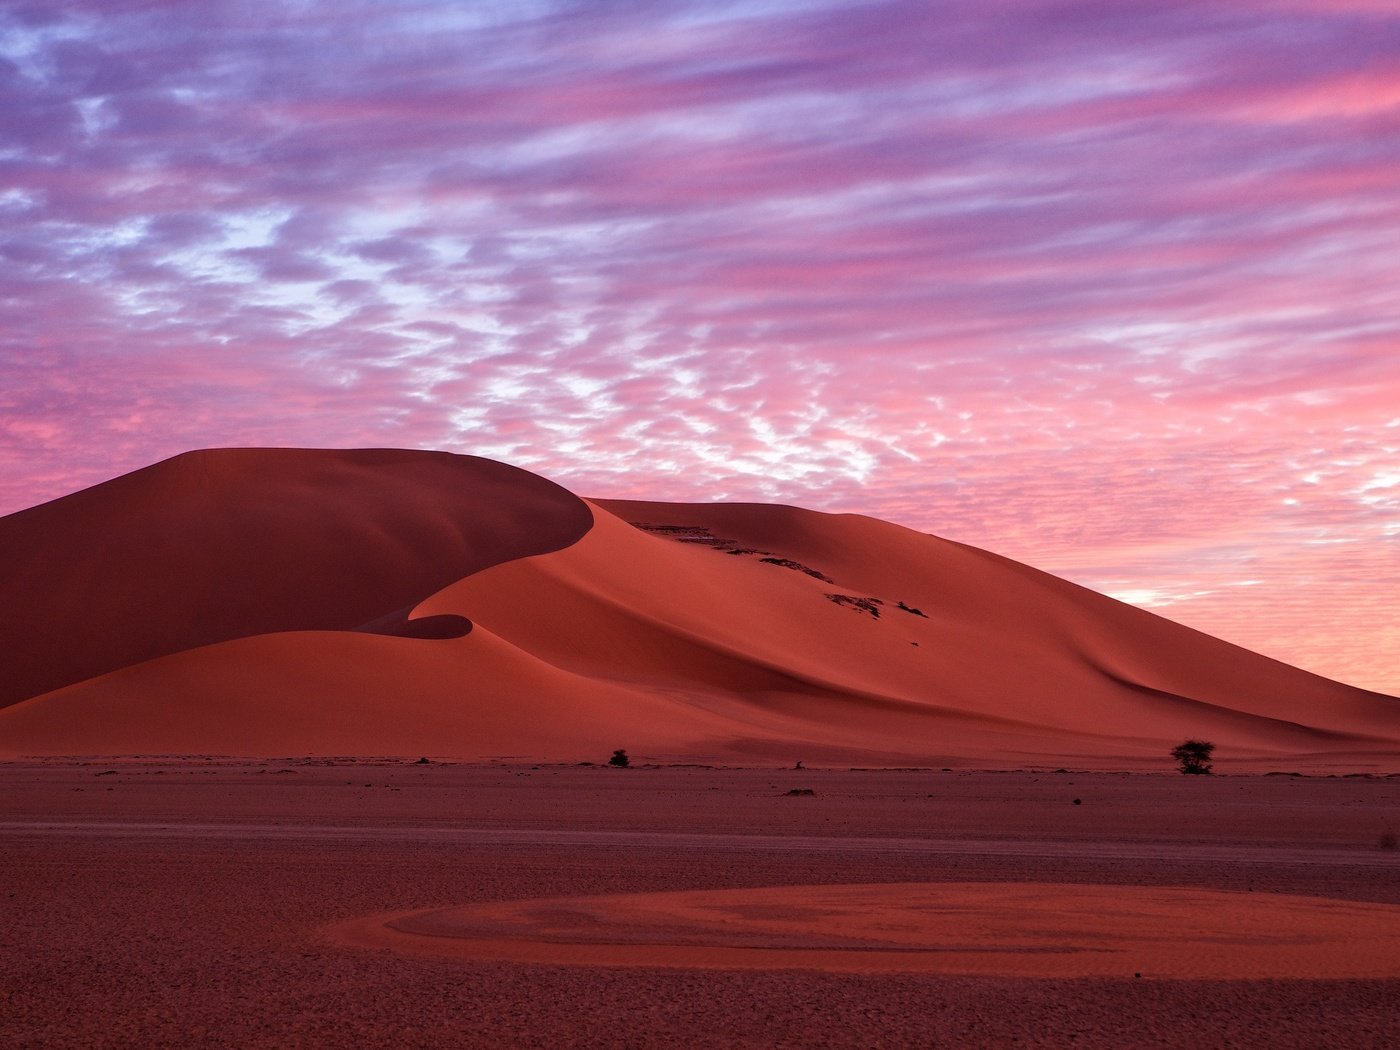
<box><xmin>1</xmin><ymin>0</ymin><xmax>1398</xmax><ymax>690</ymax></box>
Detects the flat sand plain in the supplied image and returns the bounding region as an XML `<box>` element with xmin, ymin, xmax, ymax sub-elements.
<box><xmin>3</xmin><ymin>761</ymin><xmax>1399</xmax><ymax>1048</ymax></box>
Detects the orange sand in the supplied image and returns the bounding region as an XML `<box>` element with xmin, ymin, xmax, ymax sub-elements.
<box><xmin>5</xmin><ymin>762</ymin><xmax>1399</xmax><ymax>1048</ymax></box>
<box><xmin>0</xmin><ymin>448</ymin><xmax>589</xmax><ymax>708</ymax></box>
<box><xmin>1</xmin><ymin>448</ymin><xmax>1396</xmax><ymax>768</ymax></box>
<box><xmin>330</xmin><ymin>882</ymin><xmax>1400</xmax><ymax>978</ymax></box>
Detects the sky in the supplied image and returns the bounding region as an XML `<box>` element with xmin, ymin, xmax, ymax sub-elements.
<box><xmin>2</xmin><ymin>0</ymin><xmax>1398</xmax><ymax>694</ymax></box>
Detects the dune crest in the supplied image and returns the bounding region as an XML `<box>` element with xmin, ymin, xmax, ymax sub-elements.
<box><xmin>0</xmin><ymin>448</ymin><xmax>590</xmax><ymax>708</ymax></box>
<box><xmin>0</xmin><ymin>449</ymin><xmax>1395</xmax><ymax>767</ymax></box>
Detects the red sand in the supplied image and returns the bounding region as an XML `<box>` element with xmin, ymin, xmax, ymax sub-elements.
<box><xmin>5</xmin><ymin>450</ymin><xmax>1397</xmax><ymax>1045</ymax></box>
<box><xmin>0</xmin><ymin>448</ymin><xmax>1396</xmax><ymax>769</ymax></box>
<box><xmin>333</xmin><ymin>882</ymin><xmax>1400</xmax><ymax>978</ymax></box>
<box><xmin>0</xmin><ymin>448</ymin><xmax>590</xmax><ymax>708</ymax></box>
<box><xmin>4</xmin><ymin>762</ymin><xmax>1398</xmax><ymax>1048</ymax></box>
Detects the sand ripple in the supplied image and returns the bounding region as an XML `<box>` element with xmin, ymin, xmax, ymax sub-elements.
<box><xmin>327</xmin><ymin>881</ymin><xmax>1400</xmax><ymax>978</ymax></box>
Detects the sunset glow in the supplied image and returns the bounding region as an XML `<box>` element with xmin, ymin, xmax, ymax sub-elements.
<box><xmin>3</xmin><ymin>0</ymin><xmax>1397</xmax><ymax>692</ymax></box>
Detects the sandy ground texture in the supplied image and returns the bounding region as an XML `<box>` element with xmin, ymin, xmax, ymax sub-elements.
<box><xmin>335</xmin><ymin>883</ymin><xmax>1400</xmax><ymax>978</ymax></box>
<box><xmin>3</xmin><ymin>761</ymin><xmax>1399</xmax><ymax>1048</ymax></box>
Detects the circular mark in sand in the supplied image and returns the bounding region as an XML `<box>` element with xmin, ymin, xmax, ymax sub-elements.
<box><xmin>327</xmin><ymin>882</ymin><xmax>1400</xmax><ymax>978</ymax></box>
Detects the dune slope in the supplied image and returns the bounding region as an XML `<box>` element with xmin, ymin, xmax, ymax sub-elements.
<box><xmin>597</xmin><ymin>500</ymin><xmax>1400</xmax><ymax>745</ymax></box>
<box><xmin>0</xmin><ymin>451</ymin><xmax>1395</xmax><ymax>767</ymax></box>
<box><xmin>0</xmin><ymin>448</ymin><xmax>591</xmax><ymax>708</ymax></box>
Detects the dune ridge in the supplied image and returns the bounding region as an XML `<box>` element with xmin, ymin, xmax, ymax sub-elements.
<box><xmin>0</xmin><ymin>448</ymin><xmax>1395</xmax><ymax>768</ymax></box>
<box><xmin>0</xmin><ymin>447</ymin><xmax>591</xmax><ymax>709</ymax></box>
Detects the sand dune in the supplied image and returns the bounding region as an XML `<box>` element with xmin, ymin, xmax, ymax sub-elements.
<box><xmin>0</xmin><ymin>448</ymin><xmax>1395</xmax><ymax>767</ymax></box>
<box><xmin>0</xmin><ymin>448</ymin><xmax>590</xmax><ymax>709</ymax></box>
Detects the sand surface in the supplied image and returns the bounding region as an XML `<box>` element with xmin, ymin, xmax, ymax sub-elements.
<box><xmin>3</xmin><ymin>449</ymin><xmax>1397</xmax><ymax>769</ymax></box>
<box><xmin>0</xmin><ymin>448</ymin><xmax>590</xmax><ymax>709</ymax></box>
<box><xmin>336</xmin><ymin>882</ymin><xmax>1400</xmax><ymax>978</ymax></box>
<box><xmin>4</xmin><ymin>762</ymin><xmax>1398</xmax><ymax>1047</ymax></box>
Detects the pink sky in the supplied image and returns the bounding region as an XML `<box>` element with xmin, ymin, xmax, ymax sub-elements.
<box><xmin>2</xmin><ymin>0</ymin><xmax>1397</xmax><ymax>694</ymax></box>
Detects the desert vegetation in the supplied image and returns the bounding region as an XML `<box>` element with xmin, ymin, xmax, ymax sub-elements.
<box><xmin>1171</xmin><ymin>739</ymin><xmax>1215</xmax><ymax>775</ymax></box>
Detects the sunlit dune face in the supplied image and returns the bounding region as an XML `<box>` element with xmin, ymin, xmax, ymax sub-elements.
<box><xmin>328</xmin><ymin>882</ymin><xmax>1400</xmax><ymax>979</ymax></box>
<box><xmin>3</xmin><ymin>475</ymin><xmax>1395</xmax><ymax>765</ymax></box>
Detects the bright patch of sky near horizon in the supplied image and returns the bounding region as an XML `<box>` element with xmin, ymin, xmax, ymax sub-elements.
<box><xmin>2</xmin><ymin>0</ymin><xmax>1398</xmax><ymax>693</ymax></box>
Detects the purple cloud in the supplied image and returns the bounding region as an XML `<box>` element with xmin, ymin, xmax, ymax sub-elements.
<box><xmin>2</xmin><ymin>0</ymin><xmax>1398</xmax><ymax>691</ymax></box>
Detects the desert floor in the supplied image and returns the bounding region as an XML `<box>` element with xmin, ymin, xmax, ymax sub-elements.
<box><xmin>3</xmin><ymin>760</ymin><xmax>1398</xmax><ymax>1048</ymax></box>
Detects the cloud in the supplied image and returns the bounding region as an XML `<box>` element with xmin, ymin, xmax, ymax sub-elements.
<box><xmin>2</xmin><ymin>0</ymin><xmax>1398</xmax><ymax>691</ymax></box>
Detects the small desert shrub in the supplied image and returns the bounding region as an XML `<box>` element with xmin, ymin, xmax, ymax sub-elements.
<box><xmin>609</xmin><ymin>749</ymin><xmax>630</xmax><ymax>768</ymax></box>
<box><xmin>1171</xmin><ymin>739</ymin><xmax>1215</xmax><ymax>775</ymax></box>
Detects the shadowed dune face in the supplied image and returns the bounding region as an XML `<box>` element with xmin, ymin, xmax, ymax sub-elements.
<box><xmin>0</xmin><ymin>448</ymin><xmax>590</xmax><ymax>708</ymax></box>
<box><xmin>0</xmin><ymin>451</ymin><xmax>1396</xmax><ymax>765</ymax></box>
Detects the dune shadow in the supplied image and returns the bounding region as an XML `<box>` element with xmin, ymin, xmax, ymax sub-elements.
<box><xmin>355</xmin><ymin>613</ymin><xmax>473</xmax><ymax>640</ymax></box>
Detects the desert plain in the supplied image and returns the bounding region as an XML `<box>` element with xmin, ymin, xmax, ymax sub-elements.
<box><xmin>3</xmin><ymin>448</ymin><xmax>1399</xmax><ymax>1047</ymax></box>
<box><xmin>3</xmin><ymin>759</ymin><xmax>1399</xmax><ymax>1048</ymax></box>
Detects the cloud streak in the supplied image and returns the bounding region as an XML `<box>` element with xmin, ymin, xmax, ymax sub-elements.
<box><xmin>2</xmin><ymin>0</ymin><xmax>1398</xmax><ymax>692</ymax></box>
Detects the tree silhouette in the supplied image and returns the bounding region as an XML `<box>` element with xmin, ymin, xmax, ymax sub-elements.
<box><xmin>608</xmin><ymin>748</ymin><xmax>630</xmax><ymax>768</ymax></box>
<box><xmin>1170</xmin><ymin>739</ymin><xmax>1215</xmax><ymax>775</ymax></box>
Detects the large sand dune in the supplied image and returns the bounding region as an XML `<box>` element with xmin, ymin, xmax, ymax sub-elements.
<box><xmin>1</xmin><ymin>448</ymin><xmax>1395</xmax><ymax>767</ymax></box>
<box><xmin>0</xmin><ymin>448</ymin><xmax>591</xmax><ymax>708</ymax></box>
